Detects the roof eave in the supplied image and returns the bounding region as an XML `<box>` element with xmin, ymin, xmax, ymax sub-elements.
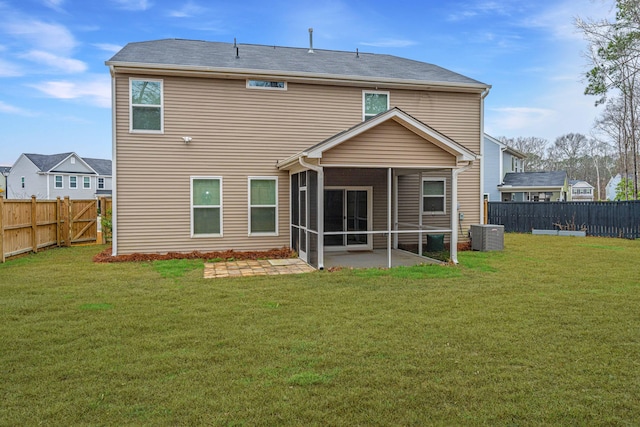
<box><xmin>106</xmin><ymin>61</ymin><xmax>491</xmax><ymax>92</ymax></box>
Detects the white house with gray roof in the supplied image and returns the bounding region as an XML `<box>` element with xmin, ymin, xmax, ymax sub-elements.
<box><xmin>6</xmin><ymin>152</ymin><xmax>112</xmax><ymax>200</ymax></box>
<box><xmin>482</xmin><ymin>134</ymin><xmax>526</xmax><ymax>201</ymax></box>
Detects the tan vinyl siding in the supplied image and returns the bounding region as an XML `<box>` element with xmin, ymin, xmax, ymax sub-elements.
<box><xmin>114</xmin><ymin>73</ymin><xmax>481</xmax><ymax>254</ymax></box>
<box><xmin>321</xmin><ymin>120</ymin><xmax>457</xmax><ymax>167</ymax></box>
<box><xmin>397</xmin><ymin>170</ymin><xmax>453</xmax><ymax>248</ymax></box>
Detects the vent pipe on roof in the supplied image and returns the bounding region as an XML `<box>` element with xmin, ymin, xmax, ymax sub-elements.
<box><xmin>233</xmin><ymin>37</ymin><xmax>237</xmax><ymax>48</ymax></box>
<box><xmin>236</xmin><ymin>47</ymin><xmax>239</xmax><ymax>59</ymax></box>
<box><xmin>308</xmin><ymin>28</ymin><xmax>314</xmax><ymax>53</ymax></box>
<box><xmin>356</xmin><ymin>48</ymin><xmax>359</xmax><ymax>58</ymax></box>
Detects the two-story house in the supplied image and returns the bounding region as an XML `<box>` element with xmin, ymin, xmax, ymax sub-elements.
<box><xmin>106</xmin><ymin>38</ymin><xmax>491</xmax><ymax>268</ymax></box>
<box><xmin>569</xmin><ymin>180</ymin><xmax>595</xmax><ymax>201</ymax></box>
<box><xmin>6</xmin><ymin>152</ymin><xmax>112</xmax><ymax>200</ymax></box>
<box><xmin>482</xmin><ymin>134</ymin><xmax>526</xmax><ymax>201</ymax></box>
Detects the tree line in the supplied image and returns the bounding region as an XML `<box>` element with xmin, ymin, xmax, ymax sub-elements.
<box><xmin>496</xmin><ymin>1</ymin><xmax>640</xmax><ymax>201</ymax></box>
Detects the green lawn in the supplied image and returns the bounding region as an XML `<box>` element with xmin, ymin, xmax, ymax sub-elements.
<box><xmin>1</xmin><ymin>234</ymin><xmax>639</xmax><ymax>425</ymax></box>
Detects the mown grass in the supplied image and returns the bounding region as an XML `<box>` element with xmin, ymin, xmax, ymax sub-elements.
<box><xmin>1</xmin><ymin>234</ymin><xmax>639</xmax><ymax>425</ymax></box>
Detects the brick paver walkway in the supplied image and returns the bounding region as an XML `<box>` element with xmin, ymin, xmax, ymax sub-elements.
<box><xmin>204</xmin><ymin>258</ymin><xmax>315</xmax><ymax>279</ymax></box>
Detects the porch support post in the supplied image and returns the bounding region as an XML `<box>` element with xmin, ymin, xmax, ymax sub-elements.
<box><xmin>393</xmin><ymin>172</ymin><xmax>398</xmax><ymax>249</ymax></box>
<box><xmin>387</xmin><ymin>167</ymin><xmax>392</xmax><ymax>269</ymax></box>
<box><xmin>317</xmin><ymin>168</ymin><xmax>324</xmax><ymax>270</ymax></box>
<box><xmin>418</xmin><ymin>171</ymin><xmax>423</xmax><ymax>255</ymax></box>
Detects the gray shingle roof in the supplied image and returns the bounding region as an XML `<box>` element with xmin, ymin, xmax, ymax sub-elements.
<box><xmin>23</xmin><ymin>153</ymin><xmax>111</xmax><ymax>176</ymax></box>
<box><xmin>503</xmin><ymin>171</ymin><xmax>567</xmax><ymax>187</ymax></box>
<box><xmin>24</xmin><ymin>153</ymin><xmax>73</xmax><ymax>172</ymax></box>
<box><xmin>107</xmin><ymin>39</ymin><xmax>488</xmax><ymax>88</ymax></box>
<box><xmin>84</xmin><ymin>158</ymin><xmax>112</xmax><ymax>176</ymax></box>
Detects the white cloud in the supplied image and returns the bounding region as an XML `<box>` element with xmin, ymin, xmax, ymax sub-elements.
<box><xmin>30</xmin><ymin>76</ymin><xmax>111</xmax><ymax>108</ymax></box>
<box><xmin>93</xmin><ymin>43</ymin><xmax>123</xmax><ymax>53</ymax></box>
<box><xmin>0</xmin><ymin>100</ymin><xmax>35</xmax><ymax>116</ymax></box>
<box><xmin>0</xmin><ymin>59</ymin><xmax>23</xmax><ymax>77</ymax></box>
<box><xmin>360</xmin><ymin>39</ymin><xmax>418</xmax><ymax>48</ymax></box>
<box><xmin>110</xmin><ymin>0</ymin><xmax>151</xmax><ymax>11</ymax></box>
<box><xmin>488</xmin><ymin>106</ymin><xmax>555</xmax><ymax>133</ymax></box>
<box><xmin>168</xmin><ymin>1</ymin><xmax>206</xmax><ymax>18</ymax></box>
<box><xmin>21</xmin><ymin>50</ymin><xmax>87</xmax><ymax>73</ymax></box>
<box><xmin>43</xmin><ymin>0</ymin><xmax>64</xmax><ymax>11</ymax></box>
<box><xmin>4</xmin><ymin>20</ymin><xmax>77</xmax><ymax>55</ymax></box>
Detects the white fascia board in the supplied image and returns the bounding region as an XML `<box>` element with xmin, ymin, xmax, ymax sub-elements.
<box><xmin>107</xmin><ymin>62</ymin><xmax>491</xmax><ymax>92</ymax></box>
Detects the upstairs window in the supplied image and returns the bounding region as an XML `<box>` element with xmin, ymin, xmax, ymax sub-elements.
<box><xmin>422</xmin><ymin>178</ymin><xmax>446</xmax><ymax>215</ymax></box>
<box><xmin>54</xmin><ymin>175</ymin><xmax>63</xmax><ymax>189</ymax></box>
<box><xmin>130</xmin><ymin>79</ymin><xmax>163</xmax><ymax>132</ymax></box>
<box><xmin>98</xmin><ymin>178</ymin><xmax>105</xmax><ymax>189</ymax></box>
<box><xmin>69</xmin><ymin>176</ymin><xmax>77</xmax><ymax>189</ymax></box>
<box><xmin>363</xmin><ymin>91</ymin><xmax>389</xmax><ymax>120</ymax></box>
<box><xmin>21</xmin><ymin>176</ymin><xmax>25</xmax><ymax>188</ymax></box>
<box><xmin>249</xmin><ymin>177</ymin><xmax>278</xmax><ymax>235</ymax></box>
<box><xmin>83</xmin><ymin>176</ymin><xmax>91</xmax><ymax>189</ymax></box>
<box><xmin>247</xmin><ymin>80</ymin><xmax>287</xmax><ymax>90</ymax></box>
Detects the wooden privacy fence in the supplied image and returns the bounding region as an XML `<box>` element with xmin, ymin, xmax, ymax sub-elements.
<box><xmin>487</xmin><ymin>200</ymin><xmax>640</xmax><ymax>239</ymax></box>
<box><xmin>0</xmin><ymin>196</ymin><xmax>111</xmax><ymax>262</ymax></box>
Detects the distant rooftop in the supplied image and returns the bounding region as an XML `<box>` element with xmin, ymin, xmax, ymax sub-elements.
<box><xmin>107</xmin><ymin>39</ymin><xmax>489</xmax><ymax>89</ymax></box>
<box><xmin>503</xmin><ymin>171</ymin><xmax>567</xmax><ymax>187</ymax></box>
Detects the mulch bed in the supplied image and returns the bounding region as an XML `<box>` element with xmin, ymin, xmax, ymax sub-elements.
<box><xmin>93</xmin><ymin>247</ymin><xmax>296</xmax><ymax>263</ymax></box>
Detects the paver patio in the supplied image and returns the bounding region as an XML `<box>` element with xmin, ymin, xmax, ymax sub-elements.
<box><xmin>204</xmin><ymin>258</ymin><xmax>315</xmax><ymax>279</ymax></box>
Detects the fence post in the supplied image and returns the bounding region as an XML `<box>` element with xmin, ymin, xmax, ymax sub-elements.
<box><xmin>31</xmin><ymin>195</ymin><xmax>38</xmax><ymax>254</ymax></box>
<box><xmin>64</xmin><ymin>196</ymin><xmax>71</xmax><ymax>247</ymax></box>
<box><xmin>484</xmin><ymin>199</ymin><xmax>488</xmax><ymax>224</ymax></box>
<box><xmin>0</xmin><ymin>195</ymin><xmax>4</xmax><ymax>263</ymax></box>
<box><xmin>56</xmin><ymin>197</ymin><xmax>62</xmax><ymax>247</ymax></box>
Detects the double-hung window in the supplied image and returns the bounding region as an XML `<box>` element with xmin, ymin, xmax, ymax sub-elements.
<box><xmin>130</xmin><ymin>78</ymin><xmax>163</xmax><ymax>132</ymax></box>
<box><xmin>69</xmin><ymin>176</ymin><xmax>77</xmax><ymax>189</ymax></box>
<box><xmin>191</xmin><ymin>177</ymin><xmax>222</xmax><ymax>237</ymax></box>
<box><xmin>248</xmin><ymin>177</ymin><xmax>278</xmax><ymax>235</ymax></box>
<box><xmin>21</xmin><ymin>176</ymin><xmax>25</xmax><ymax>188</ymax></box>
<box><xmin>83</xmin><ymin>176</ymin><xmax>91</xmax><ymax>189</ymax></box>
<box><xmin>98</xmin><ymin>178</ymin><xmax>105</xmax><ymax>189</ymax></box>
<box><xmin>54</xmin><ymin>175</ymin><xmax>63</xmax><ymax>189</ymax></box>
<box><xmin>422</xmin><ymin>178</ymin><xmax>446</xmax><ymax>215</ymax></box>
<box><xmin>363</xmin><ymin>91</ymin><xmax>389</xmax><ymax>120</ymax></box>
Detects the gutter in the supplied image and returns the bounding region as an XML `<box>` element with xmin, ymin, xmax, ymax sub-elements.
<box><xmin>479</xmin><ymin>87</ymin><xmax>490</xmax><ymax>224</ymax></box>
<box><xmin>106</xmin><ymin>62</ymin><xmax>491</xmax><ymax>93</ymax></box>
<box><xmin>109</xmin><ymin>65</ymin><xmax>117</xmax><ymax>256</ymax></box>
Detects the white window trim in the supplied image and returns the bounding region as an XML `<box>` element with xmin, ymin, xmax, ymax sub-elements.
<box><xmin>190</xmin><ymin>176</ymin><xmax>223</xmax><ymax>238</ymax></box>
<box><xmin>246</xmin><ymin>79</ymin><xmax>287</xmax><ymax>90</ymax></box>
<box><xmin>54</xmin><ymin>175</ymin><xmax>63</xmax><ymax>189</ymax></box>
<box><xmin>362</xmin><ymin>90</ymin><xmax>390</xmax><ymax>121</ymax></box>
<box><xmin>69</xmin><ymin>176</ymin><xmax>77</xmax><ymax>189</ymax></box>
<box><xmin>422</xmin><ymin>177</ymin><xmax>447</xmax><ymax>215</ymax></box>
<box><xmin>98</xmin><ymin>177</ymin><xmax>105</xmax><ymax>189</ymax></box>
<box><xmin>248</xmin><ymin>176</ymin><xmax>279</xmax><ymax>236</ymax></box>
<box><xmin>83</xmin><ymin>176</ymin><xmax>91</xmax><ymax>189</ymax></box>
<box><xmin>21</xmin><ymin>176</ymin><xmax>25</xmax><ymax>188</ymax></box>
<box><xmin>129</xmin><ymin>78</ymin><xmax>164</xmax><ymax>134</ymax></box>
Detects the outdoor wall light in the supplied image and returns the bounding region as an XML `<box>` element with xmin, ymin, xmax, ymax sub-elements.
<box><xmin>182</xmin><ymin>136</ymin><xmax>192</xmax><ymax>143</ymax></box>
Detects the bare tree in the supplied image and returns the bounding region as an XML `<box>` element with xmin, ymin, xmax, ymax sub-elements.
<box><xmin>497</xmin><ymin>136</ymin><xmax>549</xmax><ymax>171</ymax></box>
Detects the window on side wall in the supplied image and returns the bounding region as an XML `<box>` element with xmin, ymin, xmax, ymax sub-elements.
<box><xmin>83</xmin><ymin>176</ymin><xmax>91</xmax><ymax>189</ymax></box>
<box><xmin>191</xmin><ymin>177</ymin><xmax>222</xmax><ymax>237</ymax></box>
<box><xmin>54</xmin><ymin>175</ymin><xmax>63</xmax><ymax>189</ymax></box>
<box><xmin>21</xmin><ymin>176</ymin><xmax>25</xmax><ymax>188</ymax></box>
<box><xmin>69</xmin><ymin>176</ymin><xmax>77</xmax><ymax>189</ymax></box>
<box><xmin>363</xmin><ymin>91</ymin><xmax>389</xmax><ymax>121</ymax></box>
<box><xmin>130</xmin><ymin>78</ymin><xmax>163</xmax><ymax>132</ymax></box>
<box><xmin>422</xmin><ymin>178</ymin><xmax>446</xmax><ymax>215</ymax></box>
<box><xmin>98</xmin><ymin>178</ymin><xmax>104</xmax><ymax>189</ymax></box>
<box><xmin>249</xmin><ymin>177</ymin><xmax>278</xmax><ymax>235</ymax></box>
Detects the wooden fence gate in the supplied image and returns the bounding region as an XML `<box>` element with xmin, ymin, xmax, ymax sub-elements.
<box><xmin>0</xmin><ymin>196</ymin><xmax>110</xmax><ymax>262</ymax></box>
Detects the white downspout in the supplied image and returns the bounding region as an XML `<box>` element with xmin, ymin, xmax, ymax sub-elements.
<box><xmin>451</xmin><ymin>162</ymin><xmax>473</xmax><ymax>265</ymax></box>
<box><xmin>298</xmin><ymin>157</ymin><xmax>324</xmax><ymax>270</ymax></box>
<box><xmin>110</xmin><ymin>65</ymin><xmax>117</xmax><ymax>256</ymax></box>
<box><xmin>479</xmin><ymin>87</ymin><xmax>490</xmax><ymax>224</ymax></box>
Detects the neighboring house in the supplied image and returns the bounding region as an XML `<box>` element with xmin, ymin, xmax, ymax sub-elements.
<box><xmin>482</xmin><ymin>134</ymin><xmax>526</xmax><ymax>201</ymax></box>
<box><xmin>499</xmin><ymin>171</ymin><xmax>569</xmax><ymax>202</ymax></box>
<box><xmin>6</xmin><ymin>152</ymin><xmax>112</xmax><ymax>200</ymax></box>
<box><xmin>605</xmin><ymin>173</ymin><xmax>637</xmax><ymax>200</ymax></box>
<box><xmin>569</xmin><ymin>180</ymin><xmax>595</xmax><ymax>201</ymax></box>
<box><xmin>0</xmin><ymin>166</ymin><xmax>10</xmax><ymax>196</ymax></box>
<box><xmin>106</xmin><ymin>38</ymin><xmax>491</xmax><ymax>268</ymax></box>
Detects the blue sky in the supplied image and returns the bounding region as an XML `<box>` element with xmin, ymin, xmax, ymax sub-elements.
<box><xmin>0</xmin><ymin>0</ymin><xmax>614</xmax><ymax>165</ymax></box>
